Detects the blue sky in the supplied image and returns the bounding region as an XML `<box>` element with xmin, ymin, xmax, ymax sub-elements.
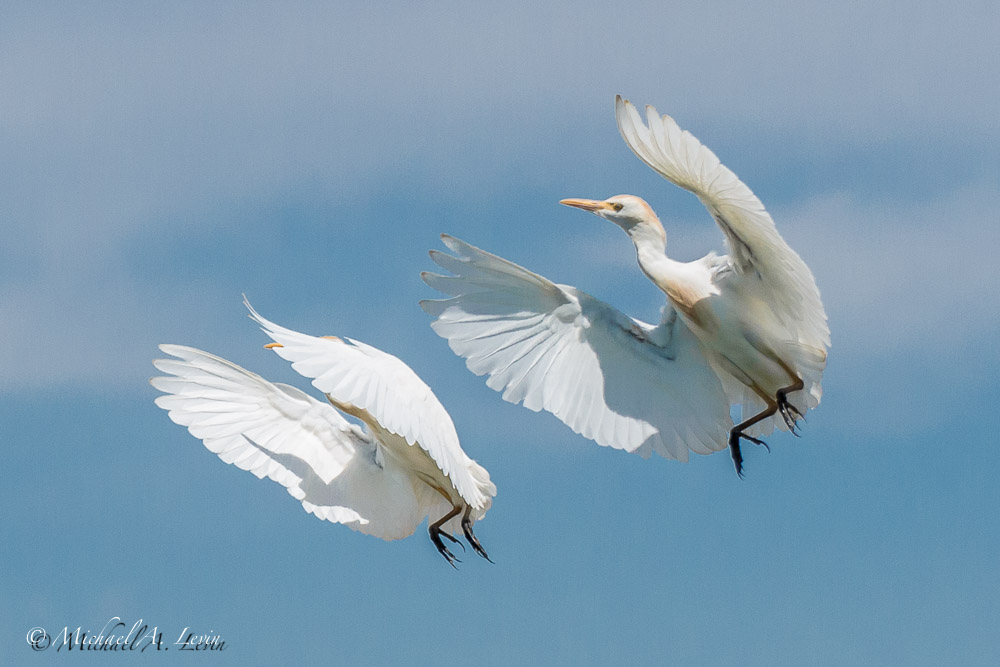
<box><xmin>3</xmin><ymin>1</ymin><xmax>998</xmax><ymax>664</ymax></box>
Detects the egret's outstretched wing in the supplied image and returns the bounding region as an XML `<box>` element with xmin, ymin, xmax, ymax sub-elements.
<box><xmin>151</xmin><ymin>345</ymin><xmax>428</xmax><ymax>540</ymax></box>
<box><xmin>615</xmin><ymin>95</ymin><xmax>830</xmax><ymax>352</ymax></box>
<box><xmin>420</xmin><ymin>235</ymin><xmax>732</xmax><ymax>461</ymax></box>
<box><xmin>243</xmin><ymin>301</ymin><xmax>495</xmax><ymax>511</ymax></box>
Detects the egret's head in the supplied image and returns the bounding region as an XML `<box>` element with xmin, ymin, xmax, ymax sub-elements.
<box><xmin>559</xmin><ymin>195</ymin><xmax>665</xmax><ymax>244</ymax></box>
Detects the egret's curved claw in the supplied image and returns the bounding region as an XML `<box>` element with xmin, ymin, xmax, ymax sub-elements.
<box><xmin>430</xmin><ymin>528</ymin><xmax>462</xmax><ymax>567</ymax></box>
<box><xmin>442</xmin><ymin>530</ymin><xmax>466</xmax><ymax>552</ymax></box>
<box><xmin>729</xmin><ymin>433</ymin><xmax>745</xmax><ymax>478</ymax></box>
<box><xmin>777</xmin><ymin>389</ymin><xmax>805</xmax><ymax>436</ymax></box>
<box><xmin>780</xmin><ymin>405</ymin><xmax>803</xmax><ymax>436</ymax></box>
<box><xmin>745</xmin><ymin>434</ymin><xmax>770</xmax><ymax>452</ymax></box>
<box><xmin>461</xmin><ymin>510</ymin><xmax>493</xmax><ymax>563</ymax></box>
<box><xmin>428</xmin><ymin>505</ymin><xmax>464</xmax><ymax>568</ymax></box>
<box><xmin>729</xmin><ymin>427</ymin><xmax>772</xmax><ymax>477</ymax></box>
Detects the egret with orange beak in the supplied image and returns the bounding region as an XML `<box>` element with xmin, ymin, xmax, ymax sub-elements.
<box><xmin>421</xmin><ymin>96</ymin><xmax>829</xmax><ymax>476</ymax></box>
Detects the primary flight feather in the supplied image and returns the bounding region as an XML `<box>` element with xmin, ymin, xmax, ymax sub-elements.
<box><xmin>421</xmin><ymin>96</ymin><xmax>829</xmax><ymax>475</ymax></box>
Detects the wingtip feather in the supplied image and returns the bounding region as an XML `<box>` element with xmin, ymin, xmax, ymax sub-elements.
<box><xmin>440</xmin><ymin>234</ymin><xmax>467</xmax><ymax>255</ymax></box>
<box><xmin>420</xmin><ymin>270</ymin><xmax>448</xmax><ymax>291</ymax></box>
<box><xmin>158</xmin><ymin>343</ymin><xmax>188</xmax><ymax>357</ymax></box>
<box><xmin>418</xmin><ymin>298</ymin><xmax>440</xmax><ymax>315</ymax></box>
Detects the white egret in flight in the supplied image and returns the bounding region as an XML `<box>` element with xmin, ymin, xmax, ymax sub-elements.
<box><xmin>421</xmin><ymin>96</ymin><xmax>829</xmax><ymax>476</ymax></box>
<box><xmin>151</xmin><ymin>299</ymin><xmax>495</xmax><ymax>565</ymax></box>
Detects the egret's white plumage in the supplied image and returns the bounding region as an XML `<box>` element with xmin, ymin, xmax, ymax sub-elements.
<box><xmin>151</xmin><ymin>300</ymin><xmax>495</xmax><ymax>564</ymax></box>
<box><xmin>422</xmin><ymin>96</ymin><xmax>829</xmax><ymax>475</ymax></box>
<box><xmin>421</xmin><ymin>235</ymin><xmax>731</xmax><ymax>462</ymax></box>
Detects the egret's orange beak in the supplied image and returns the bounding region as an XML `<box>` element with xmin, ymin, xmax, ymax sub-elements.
<box><xmin>559</xmin><ymin>198</ymin><xmax>614</xmax><ymax>213</ymax></box>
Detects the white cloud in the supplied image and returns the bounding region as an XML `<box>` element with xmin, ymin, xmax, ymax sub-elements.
<box><xmin>781</xmin><ymin>182</ymin><xmax>1000</xmax><ymax>353</ymax></box>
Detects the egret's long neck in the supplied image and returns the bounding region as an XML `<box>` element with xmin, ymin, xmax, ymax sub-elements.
<box><xmin>629</xmin><ymin>224</ymin><xmax>676</xmax><ymax>284</ymax></box>
<box><xmin>629</xmin><ymin>223</ymin><xmax>703</xmax><ymax>307</ymax></box>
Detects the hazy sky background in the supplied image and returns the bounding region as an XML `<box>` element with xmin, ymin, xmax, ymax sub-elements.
<box><xmin>3</xmin><ymin>1</ymin><xmax>998</xmax><ymax>664</ymax></box>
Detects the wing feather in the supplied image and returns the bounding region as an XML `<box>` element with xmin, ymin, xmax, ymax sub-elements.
<box><xmin>615</xmin><ymin>95</ymin><xmax>830</xmax><ymax>352</ymax></box>
<box><xmin>421</xmin><ymin>236</ymin><xmax>733</xmax><ymax>461</ymax></box>
<box><xmin>151</xmin><ymin>345</ymin><xmax>430</xmax><ymax>540</ymax></box>
<box><xmin>243</xmin><ymin>300</ymin><xmax>495</xmax><ymax>510</ymax></box>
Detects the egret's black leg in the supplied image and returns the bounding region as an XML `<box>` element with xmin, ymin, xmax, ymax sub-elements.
<box><xmin>461</xmin><ymin>505</ymin><xmax>493</xmax><ymax>563</ymax></box>
<box><xmin>428</xmin><ymin>505</ymin><xmax>463</xmax><ymax>568</ymax></box>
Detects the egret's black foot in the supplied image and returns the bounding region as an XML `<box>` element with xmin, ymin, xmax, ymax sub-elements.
<box><xmin>729</xmin><ymin>432</ymin><xmax>745</xmax><ymax>478</ymax></box>
<box><xmin>777</xmin><ymin>391</ymin><xmax>805</xmax><ymax>436</ymax></box>
<box><xmin>729</xmin><ymin>430</ymin><xmax>771</xmax><ymax>478</ymax></box>
<box><xmin>462</xmin><ymin>515</ymin><xmax>493</xmax><ymax>563</ymax></box>
<box><xmin>730</xmin><ymin>445</ymin><xmax>744</xmax><ymax>478</ymax></box>
<box><xmin>429</xmin><ymin>526</ymin><xmax>463</xmax><ymax>568</ymax></box>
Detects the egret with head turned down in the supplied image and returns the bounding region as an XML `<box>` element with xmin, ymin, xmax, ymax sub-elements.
<box><xmin>151</xmin><ymin>299</ymin><xmax>495</xmax><ymax>565</ymax></box>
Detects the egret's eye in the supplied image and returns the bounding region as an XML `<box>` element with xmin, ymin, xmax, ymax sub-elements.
<box><xmin>612</xmin><ymin>202</ymin><xmax>624</xmax><ymax>212</ymax></box>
